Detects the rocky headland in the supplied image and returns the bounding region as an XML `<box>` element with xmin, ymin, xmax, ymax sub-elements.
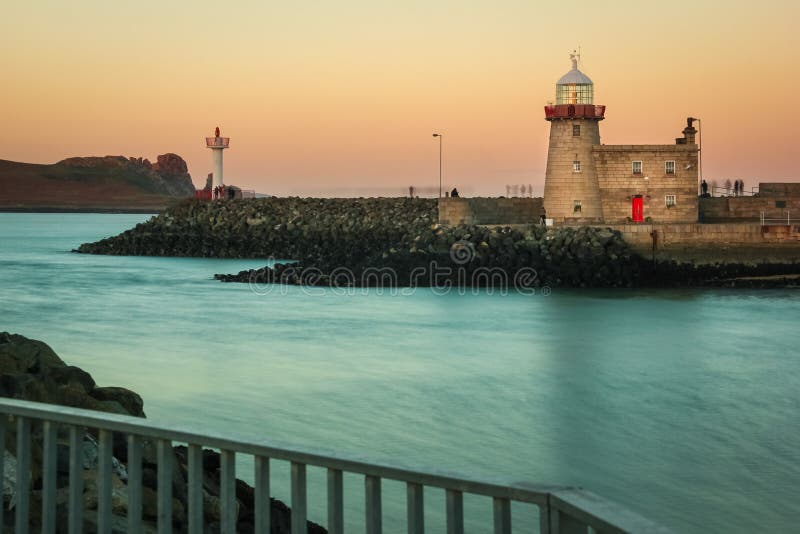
<box><xmin>0</xmin><ymin>154</ymin><xmax>196</xmax><ymax>212</ymax></box>
<box><xmin>0</xmin><ymin>332</ymin><xmax>325</xmax><ymax>533</ymax></box>
<box><xmin>76</xmin><ymin>198</ymin><xmax>800</xmax><ymax>288</ymax></box>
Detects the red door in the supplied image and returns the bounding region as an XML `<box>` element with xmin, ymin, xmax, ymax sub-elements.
<box><xmin>632</xmin><ymin>195</ymin><xmax>644</xmax><ymax>222</ymax></box>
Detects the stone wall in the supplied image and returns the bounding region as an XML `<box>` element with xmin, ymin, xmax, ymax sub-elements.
<box><xmin>700</xmin><ymin>196</ymin><xmax>800</xmax><ymax>222</ymax></box>
<box><xmin>438</xmin><ymin>197</ymin><xmax>543</xmax><ymax>226</ymax></box>
<box><xmin>594</xmin><ymin>222</ymin><xmax>800</xmax><ymax>258</ymax></box>
<box><xmin>760</xmin><ymin>183</ymin><xmax>800</xmax><ymax>197</ymax></box>
<box><xmin>593</xmin><ymin>144</ymin><xmax>698</xmax><ymax>223</ymax></box>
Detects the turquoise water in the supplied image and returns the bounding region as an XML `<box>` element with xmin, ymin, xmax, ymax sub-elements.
<box><xmin>2</xmin><ymin>213</ymin><xmax>799</xmax><ymax>532</ymax></box>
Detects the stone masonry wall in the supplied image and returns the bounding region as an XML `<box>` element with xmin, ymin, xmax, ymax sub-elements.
<box><xmin>760</xmin><ymin>183</ymin><xmax>800</xmax><ymax>197</ymax></box>
<box><xmin>593</xmin><ymin>145</ymin><xmax>698</xmax><ymax>224</ymax></box>
<box><xmin>594</xmin><ymin>222</ymin><xmax>800</xmax><ymax>257</ymax></box>
<box><xmin>700</xmin><ymin>196</ymin><xmax>800</xmax><ymax>222</ymax></box>
<box><xmin>438</xmin><ymin>197</ymin><xmax>543</xmax><ymax>226</ymax></box>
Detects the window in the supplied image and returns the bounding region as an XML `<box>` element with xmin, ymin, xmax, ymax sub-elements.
<box><xmin>573</xmin><ymin>200</ymin><xmax>582</xmax><ymax>213</ymax></box>
<box><xmin>776</xmin><ymin>200</ymin><xmax>787</xmax><ymax>208</ymax></box>
<box><xmin>665</xmin><ymin>195</ymin><xmax>676</xmax><ymax>207</ymax></box>
<box><xmin>573</xmin><ymin>160</ymin><xmax>581</xmax><ymax>172</ymax></box>
<box><xmin>556</xmin><ymin>84</ymin><xmax>594</xmax><ymax>105</ymax></box>
<box><xmin>632</xmin><ymin>161</ymin><xmax>643</xmax><ymax>175</ymax></box>
<box><xmin>573</xmin><ymin>124</ymin><xmax>581</xmax><ymax>137</ymax></box>
<box><xmin>665</xmin><ymin>161</ymin><xmax>675</xmax><ymax>175</ymax></box>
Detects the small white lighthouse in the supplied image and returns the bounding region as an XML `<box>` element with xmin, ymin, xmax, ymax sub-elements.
<box><xmin>205</xmin><ymin>126</ymin><xmax>230</xmax><ymax>189</ymax></box>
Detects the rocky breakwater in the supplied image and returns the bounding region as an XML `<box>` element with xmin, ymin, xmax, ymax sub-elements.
<box><xmin>0</xmin><ymin>332</ymin><xmax>325</xmax><ymax>533</ymax></box>
<box><xmin>215</xmin><ymin>223</ymin><xmax>642</xmax><ymax>288</ymax></box>
<box><xmin>77</xmin><ymin>197</ymin><xmax>440</xmax><ymax>259</ymax></box>
<box><xmin>76</xmin><ymin>198</ymin><xmax>641</xmax><ymax>287</ymax></box>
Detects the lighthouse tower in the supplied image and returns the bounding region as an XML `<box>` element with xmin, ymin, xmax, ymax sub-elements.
<box><xmin>543</xmin><ymin>53</ymin><xmax>605</xmax><ymax>223</ymax></box>
<box><xmin>205</xmin><ymin>126</ymin><xmax>230</xmax><ymax>190</ymax></box>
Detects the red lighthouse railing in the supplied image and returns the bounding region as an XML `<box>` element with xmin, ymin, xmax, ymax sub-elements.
<box><xmin>205</xmin><ymin>137</ymin><xmax>230</xmax><ymax>148</ymax></box>
<box><xmin>544</xmin><ymin>104</ymin><xmax>605</xmax><ymax>120</ymax></box>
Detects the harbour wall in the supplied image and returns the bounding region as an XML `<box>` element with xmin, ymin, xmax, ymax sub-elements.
<box><xmin>699</xmin><ymin>197</ymin><xmax>800</xmax><ymax>222</ymax></box>
<box><xmin>593</xmin><ymin>222</ymin><xmax>800</xmax><ymax>263</ymax></box>
<box><xmin>438</xmin><ymin>197</ymin><xmax>542</xmax><ymax>226</ymax></box>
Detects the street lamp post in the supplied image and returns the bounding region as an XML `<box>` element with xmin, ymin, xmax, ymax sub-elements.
<box><xmin>432</xmin><ymin>133</ymin><xmax>442</xmax><ymax>198</ymax></box>
<box><xmin>696</xmin><ymin>118</ymin><xmax>702</xmax><ymax>188</ymax></box>
<box><xmin>688</xmin><ymin>117</ymin><xmax>702</xmax><ymax>193</ymax></box>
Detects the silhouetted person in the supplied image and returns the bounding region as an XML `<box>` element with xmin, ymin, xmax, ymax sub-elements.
<box><xmin>450</xmin><ymin>188</ymin><xmax>459</xmax><ymax>198</ymax></box>
<box><xmin>701</xmin><ymin>180</ymin><xmax>708</xmax><ymax>196</ymax></box>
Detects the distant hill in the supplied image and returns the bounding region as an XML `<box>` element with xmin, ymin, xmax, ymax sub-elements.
<box><xmin>0</xmin><ymin>154</ymin><xmax>196</xmax><ymax>211</ymax></box>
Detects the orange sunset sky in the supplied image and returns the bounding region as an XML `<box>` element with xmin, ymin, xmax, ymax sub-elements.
<box><xmin>2</xmin><ymin>0</ymin><xmax>798</xmax><ymax>197</ymax></box>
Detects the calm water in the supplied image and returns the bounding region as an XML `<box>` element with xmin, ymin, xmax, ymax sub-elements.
<box><xmin>1</xmin><ymin>213</ymin><xmax>799</xmax><ymax>532</ymax></box>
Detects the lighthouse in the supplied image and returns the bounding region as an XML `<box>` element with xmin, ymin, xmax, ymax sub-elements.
<box><xmin>543</xmin><ymin>52</ymin><xmax>605</xmax><ymax>223</ymax></box>
<box><xmin>205</xmin><ymin>126</ymin><xmax>230</xmax><ymax>190</ymax></box>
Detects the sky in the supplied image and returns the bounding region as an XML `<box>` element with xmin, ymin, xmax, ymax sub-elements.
<box><xmin>1</xmin><ymin>0</ymin><xmax>798</xmax><ymax>197</ymax></box>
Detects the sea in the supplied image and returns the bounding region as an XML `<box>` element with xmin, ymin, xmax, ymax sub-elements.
<box><xmin>1</xmin><ymin>212</ymin><xmax>798</xmax><ymax>533</ymax></box>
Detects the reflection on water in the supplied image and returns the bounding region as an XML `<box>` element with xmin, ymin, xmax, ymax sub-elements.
<box><xmin>1</xmin><ymin>213</ymin><xmax>799</xmax><ymax>532</ymax></box>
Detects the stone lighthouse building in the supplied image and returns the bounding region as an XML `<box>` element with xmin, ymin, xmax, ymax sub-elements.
<box><xmin>543</xmin><ymin>52</ymin><xmax>606</xmax><ymax>223</ymax></box>
<box><xmin>543</xmin><ymin>53</ymin><xmax>699</xmax><ymax>224</ymax></box>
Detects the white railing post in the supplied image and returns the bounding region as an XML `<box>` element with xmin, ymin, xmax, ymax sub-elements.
<box><xmin>68</xmin><ymin>426</ymin><xmax>84</xmax><ymax>534</ymax></box>
<box><xmin>407</xmin><ymin>482</ymin><xmax>424</xmax><ymax>534</ymax></box>
<box><xmin>255</xmin><ymin>456</ymin><xmax>271</xmax><ymax>534</ymax></box>
<box><xmin>445</xmin><ymin>489</ymin><xmax>464</xmax><ymax>534</ymax></box>
<box><xmin>290</xmin><ymin>462</ymin><xmax>307</xmax><ymax>534</ymax></box>
<box><xmin>41</xmin><ymin>421</ymin><xmax>58</xmax><ymax>534</ymax></box>
<box><xmin>539</xmin><ymin>503</ymin><xmax>552</xmax><ymax>534</ymax></box>
<box><xmin>365</xmin><ymin>475</ymin><xmax>382</xmax><ymax>534</ymax></box>
<box><xmin>187</xmin><ymin>444</ymin><xmax>204</xmax><ymax>534</ymax></box>
<box><xmin>157</xmin><ymin>439</ymin><xmax>173</xmax><ymax>534</ymax></box>
<box><xmin>551</xmin><ymin>509</ymin><xmax>590</xmax><ymax>534</ymax></box>
<box><xmin>128</xmin><ymin>434</ymin><xmax>143</xmax><ymax>534</ymax></box>
<box><xmin>15</xmin><ymin>416</ymin><xmax>31</xmax><ymax>534</ymax></box>
<box><xmin>97</xmin><ymin>429</ymin><xmax>113</xmax><ymax>533</ymax></box>
<box><xmin>327</xmin><ymin>468</ymin><xmax>344</xmax><ymax>534</ymax></box>
<box><xmin>220</xmin><ymin>449</ymin><xmax>237</xmax><ymax>534</ymax></box>
<box><xmin>493</xmin><ymin>497</ymin><xmax>511</xmax><ymax>534</ymax></box>
<box><xmin>0</xmin><ymin>416</ymin><xmax>5</xmax><ymax>529</ymax></box>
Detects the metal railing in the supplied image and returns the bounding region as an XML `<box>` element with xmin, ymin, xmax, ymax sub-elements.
<box><xmin>710</xmin><ymin>185</ymin><xmax>758</xmax><ymax>197</ymax></box>
<box><xmin>544</xmin><ymin>104</ymin><xmax>606</xmax><ymax>120</ymax></box>
<box><xmin>205</xmin><ymin>137</ymin><xmax>230</xmax><ymax>148</ymax></box>
<box><xmin>760</xmin><ymin>211</ymin><xmax>794</xmax><ymax>226</ymax></box>
<box><xmin>0</xmin><ymin>398</ymin><xmax>669</xmax><ymax>533</ymax></box>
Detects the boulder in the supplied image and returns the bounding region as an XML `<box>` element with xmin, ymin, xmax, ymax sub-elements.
<box><xmin>0</xmin><ymin>332</ymin><xmax>65</xmax><ymax>374</ymax></box>
<box><xmin>90</xmin><ymin>386</ymin><xmax>145</xmax><ymax>417</ymax></box>
<box><xmin>42</xmin><ymin>365</ymin><xmax>96</xmax><ymax>392</ymax></box>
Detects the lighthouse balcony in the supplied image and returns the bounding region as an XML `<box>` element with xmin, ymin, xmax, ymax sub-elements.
<box><xmin>544</xmin><ymin>104</ymin><xmax>605</xmax><ymax>120</ymax></box>
<box><xmin>205</xmin><ymin>137</ymin><xmax>230</xmax><ymax>148</ymax></box>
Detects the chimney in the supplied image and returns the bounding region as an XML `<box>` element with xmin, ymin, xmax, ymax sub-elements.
<box><xmin>681</xmin><ymin>117</ymin><xmax>697</xmax><ymax>145</ymax></box>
